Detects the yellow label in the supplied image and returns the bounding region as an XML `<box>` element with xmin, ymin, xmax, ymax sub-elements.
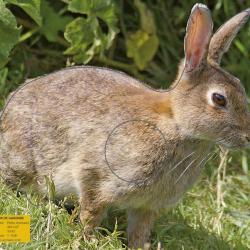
<box><xmin>0</xmin><ymin>215</ymin><xmax>30</xmax><ymax>243</ymax></box>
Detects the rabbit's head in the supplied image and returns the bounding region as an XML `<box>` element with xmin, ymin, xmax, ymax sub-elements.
<box><xmin>170</xmin><ymin>4</ymin><xmax>250</xmax><ymax>149</ymax></box>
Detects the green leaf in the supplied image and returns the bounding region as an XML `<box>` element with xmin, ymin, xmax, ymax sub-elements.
<box><xmin>68</xmin><ymin>0</ymin><xmax>118</xmax><ymax>32</ymax></box>
<box><xmin>68</xmin><ymin>0</ymin><xmax>119</xmax><ymax>42</ymax></box>
<box><xmin>6</xmin><ymin>0</ymin><xmax>42</xmax><ymax>26</ymax></box>
<box><xmin>40</xmin><ymin>0</ymin><xmax>72</xmax><ymax>42</ymax></box>
<box><xmin>0</xmin><ymin>0</ymin><xmax>21</xmax><ymax>68</ymax></box>
<box><xmin>134</xmin><ymin>0</ymin><xmax>156</xmax><ymax>34</ymax></box>
<box><xmin>68</xmin><ymin>0</ymin><xmax>116</xmax><ymax>20</ymax></box>
<box><xmin>65</xmin><ymin>0</ymin><xmax>118</xmax><ymax>63</ymax></box>
<box><xmin>126</xmin><ymin>30</ymin><xmax>159</xmax><ymax>70</ymax></box>
<box><xmin>125</xmin><ymin>0</ymin><xmax>159</xmax><ymax>70</ymax></box>
<box><xmin>64</xmin><ymin>17</ymin><xmax>100</xmax><ymax>63</ymax></box>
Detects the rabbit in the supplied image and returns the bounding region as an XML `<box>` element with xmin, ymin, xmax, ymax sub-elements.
<box><xmin>0</xmin><ymin>3</ymin><xmax>250</xmax><ymax>249</ymax></box>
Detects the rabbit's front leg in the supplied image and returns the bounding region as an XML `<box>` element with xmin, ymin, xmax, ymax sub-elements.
<box><xmin>79</xmin><ymin>196</ymin><xmax>106</xmax><ymax>238</ymax></box>
<box><xmin>127</xmin><ymin>208</ymin><xmax>157</xmax><ymax>249</ymax></box>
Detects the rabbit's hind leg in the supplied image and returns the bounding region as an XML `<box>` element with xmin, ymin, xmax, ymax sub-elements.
<box><xmin>0</xmin><ymin>135</ymin><xmax>38</xmax><ymax>192</ymax></box>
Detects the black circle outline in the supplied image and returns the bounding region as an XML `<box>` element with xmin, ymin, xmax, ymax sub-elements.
<box><xmin>104</xmin><ymin>119</ymin><xmax>167</xmax><ymax>185</ymax></box>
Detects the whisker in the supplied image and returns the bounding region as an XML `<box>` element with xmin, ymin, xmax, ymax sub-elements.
<box><xmin>174</xmin><ymin>155</ymin><xmax>200</xmax><ymax>184</ymax></box>
<box><xmin>198</xmin><ymin>151</ymin><xmax>218</xmax><ymax>169</ymax></box>
<box><xmin>210</xmin><ymin>152</ymin><xmax>220</xmax><ymax>163</ymax></box>
<box><xmin>174</xmin><ymin>149</ymin><xmax>218</xmax><ymax>185</ymax></box>
<box><xmin>166</xmin><ymin>151</ymin><xmax>196</xmax><ymax>176</ymax></box>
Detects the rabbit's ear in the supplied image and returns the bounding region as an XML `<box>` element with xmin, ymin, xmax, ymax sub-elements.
<box><xmin>184</xmin><ymin>4</ymin><xmax>213</xmax><ymax>72</ymax></box>
<box><xmin>208</xmin><ymin>9</ymin><xmax>250</xmax><ymax>65</ymax></box>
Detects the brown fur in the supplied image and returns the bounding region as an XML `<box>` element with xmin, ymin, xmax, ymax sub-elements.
<box><xmin>152</xmin><ymin>96</ymin><xmax>174</xmax><ymax>117</ymax></box>
<box><xmin>0</xmin><ymin>4</ymin><xmax>250</xmax><ymax>249</ymax></box>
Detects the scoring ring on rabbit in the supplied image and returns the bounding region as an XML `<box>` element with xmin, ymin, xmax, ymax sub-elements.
<box><xmin>104</xmin><ymin>119</ymin><xmax>167</xmax><ymax>185</ymax></box>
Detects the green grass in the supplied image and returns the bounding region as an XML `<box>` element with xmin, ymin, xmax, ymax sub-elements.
<box><xmin>0</xmin><ymin>152</ymin><xmax>249</xmax><ymax>250</ymax></box>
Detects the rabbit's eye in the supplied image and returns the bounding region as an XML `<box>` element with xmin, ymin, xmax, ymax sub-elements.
<box><xmin>212</xmin><ymin>93</ymin><xmax>226</xmax><ymax>107</ymax></box>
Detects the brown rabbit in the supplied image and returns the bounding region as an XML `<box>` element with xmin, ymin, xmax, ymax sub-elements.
<box><xmin>0</xmin><ymin>3</ymin><xmax>250</xmax><ymax>249</ymax></box>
